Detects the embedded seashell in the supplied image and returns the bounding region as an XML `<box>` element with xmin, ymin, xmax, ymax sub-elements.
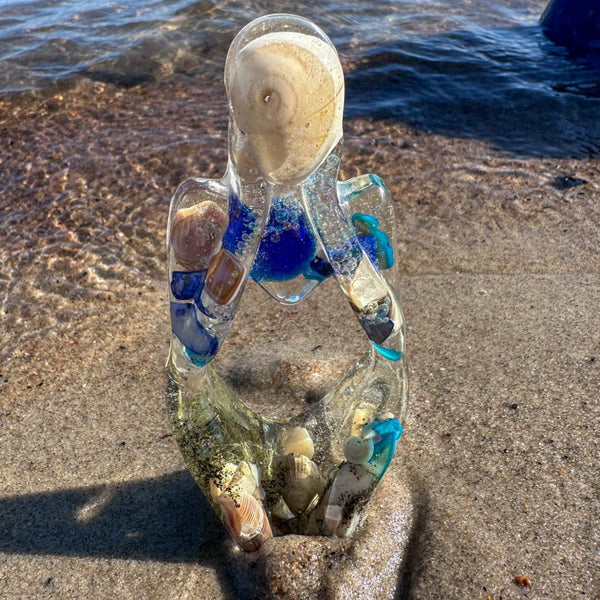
<box><xmin>217</xmin><ymin>492</ymin><xmax>273</xmax><ymax>553</ymax></box>
<box><xmin>343</xmin><ymin>435</ymin><xmax>374</xmax><ymax>464</ymax></box>
<box><xmin>351</xmin><ymin>407</ymin><xmax>371</xmax><ymax>437</ymax></box>
<box><xmin>348</xmin><ymin>258</ymin><xmax>388</xmax><ymax>312</ymax></box>
<box><xmin>282</xmin><ymin>455</ymin><xmax>324</xmax><ymax>515</ymax></box>
<box><xmin>279</xmin><ymin>426</ymin><xmax>314</xmax><ymax>459</ymax></box>
<box><xmin>328</xmin><ymin>462</ymin><xmax>375</xmax><ymax>507</ymax></box>
<box><xmin>228</xmin><ymin>31</ymin><xmax>344</xmax><ymax>185</ymax></box>
<box><xmin>272</xmin><ymin>497</ymin><xmax>296</xmax><ymax>521</ymax></box>
<box><xmin>171</xmin><ymin>201</ymin><xmax>228</xmax><ymax>271</ymax></box>
<box><xmin>210</xmin><ymin>461</ymin><xmax>262</xmax><ymax>503</ymax></box>
<box><xmin>323</xmin><ymin>504</ymin><xmax>342</xmax><ymax>536</ymax></box>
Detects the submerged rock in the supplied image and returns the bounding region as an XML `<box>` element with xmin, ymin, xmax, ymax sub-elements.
<box><xmin>541</xmin><ymin>0</ymin><xmax>600</xmax><ymax>53</ymax></box>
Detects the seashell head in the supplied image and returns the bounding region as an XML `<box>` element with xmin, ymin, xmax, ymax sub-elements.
<box><xmin>279</xmin><ymin>426</ymin><xmax>315</xmax><ymax>459</ymax></box>
<box><xmin>225</xmin><ymin>14</ymin><xmax>344</xmax><ymax>185</ymax></box>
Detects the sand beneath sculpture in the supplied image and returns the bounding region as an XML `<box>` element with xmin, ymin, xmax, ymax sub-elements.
<box><xmin>0</xmin><ymin>75</ymin><xmax>599</xmax><ymax>598</ymax></box>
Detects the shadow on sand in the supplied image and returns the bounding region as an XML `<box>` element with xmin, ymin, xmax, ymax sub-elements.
<box><xmin>0</xmin><ymin>470</ymin><xmax>223</xmax><ymax>562</ymax></box>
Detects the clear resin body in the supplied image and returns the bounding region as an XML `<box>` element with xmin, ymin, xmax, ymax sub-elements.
<box><xmin>166</xmin><ymin>14</ymin><xmax>408</xmax><ymax>552</ymax></box>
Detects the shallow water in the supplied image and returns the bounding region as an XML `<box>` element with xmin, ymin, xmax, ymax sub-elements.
<box><xmin>1</xmin><ymin>0</ymin><xmax>599</xmax><ymax>370</ymax></box>
<box><xmin>1</xmin><ymin>0</ymin><xmax>600</xmax><ymax>156</ymax></box>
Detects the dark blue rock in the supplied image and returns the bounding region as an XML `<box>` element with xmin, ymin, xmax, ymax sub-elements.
<box><xmin>541</xmin><ymin>0</ymin><xmax>600</xmax><ymax>52</ymax></box>
<box><xmin>358</xmin><ymin>315</ymin><xmax>395</xmax><ymax>345</ymax></box>
<box><xmin>304</xmin><ymin>256</ymin><xmax>335</xmax><ymax>282</ymax></box>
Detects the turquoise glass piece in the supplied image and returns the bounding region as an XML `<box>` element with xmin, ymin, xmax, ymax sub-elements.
<box><xmin>363</xmin><ymin>417</ymin><xmax>403</xmax><ymax>479</ymax></box>
<box><xmin>352</xmin><ymin>212</ymin><xmax>394</xmax><ymax>269</ymax></box>
<box><xmin>371</xmin><ymin>343</ymin><xmax>403</xmax><ymax>361</ymax></box>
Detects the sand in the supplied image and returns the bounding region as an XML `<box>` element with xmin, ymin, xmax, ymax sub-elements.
<box><xmin>0</xmin><ymin>75</ymin><xmax>598</xmax><ymax>599</ymax></box>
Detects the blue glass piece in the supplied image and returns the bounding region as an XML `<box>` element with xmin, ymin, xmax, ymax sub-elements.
<box><xmin>356</xmin><ymin>234</ymin><xmax>378</xmax><ymax>266</ymax></box>
<box><xmin>171</xmin><ymin>270</ymin><xmax>207</xmax><ymax>300</ymax></box>
<box><xmin>222</xmin><ymin>193</ymin><xmax>256</xmax><ymax>254</ymax></box>
<box><xmin>304</xmin><ymin>255</ymin><xmax>334</xmax><ymax>282</ymax></box>
<box><xmin>360</xmin><ymin>317</ymin><xmax>394</xmax><ymax>345</ymax></box>
<box><xmin>328</xmin><ymin>238</ymin><xmax>362</xmax><ymax>277</ymax></box>
<box><xmin>185</xmin><ymin>347</ymin><xmax>215</xmax><ymax>368</ymax></box>
<box><xmin>371</xmin><ymin>343</ymin><xmax>403</xmax><ymax>361</ymax></box>
<box><xmin>170</xmin><ymin>270</ymin><xmax>215</xmax><ymax>318</ymax></box>
<box><xmin>363</xmin><ymin>417</ymin><xmax>403</xmax><ymax>479</ymax></box>
<box><xmin>170</xmin><ymin>302</ymin><xmax>219</xmax><ymax>363</ymax></box>
<box><xmin>351</xmin><ymin>213</ymin><xmax>394</xmax><ymax>270</ymax></box>
<box><xmin>250</xmin><ymin>197</ymin><xmax>317</xmax><ymax>282</ymax></box>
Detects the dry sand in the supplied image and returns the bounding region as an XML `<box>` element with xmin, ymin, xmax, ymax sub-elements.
<box><xmin>0</xmin><ymin>75</ymin><xmax>598</xmax><ymax>599</ymax></box>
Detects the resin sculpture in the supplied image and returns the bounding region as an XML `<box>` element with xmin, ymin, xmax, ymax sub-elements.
<box><xmin>166</xmin><ymin>14</ymin><xmax>408</xmax><ymax>552</ymax></box>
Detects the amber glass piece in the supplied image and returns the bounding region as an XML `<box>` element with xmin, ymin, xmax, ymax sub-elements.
<box><xmin>205</xmin><ymin>249</ymin><xmax>245</xmax><ymax>304</ymax></box>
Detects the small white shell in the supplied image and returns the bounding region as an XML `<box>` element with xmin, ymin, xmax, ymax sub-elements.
<box><xmin>171</xmin><ymin>200</ymin><xmax>228</xmax><ymax>271</ymax></box>
<box><xmin>348</xmin><ymin>259</ymin><xmax>388</xmax><ymax>312</ymax></box>
<box><xmin>343</xmin><ymin>435</ymin><xmax>374</xmax><ymax>464</ymax></box>
<box><xmin>279</xmin><ymin>426</ymin><xmax>314</xmax><ymax>459</ymax></box>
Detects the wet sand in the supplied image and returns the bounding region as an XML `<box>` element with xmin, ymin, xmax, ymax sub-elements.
<box><xmin>0</xmin><ymin>74</ymin><xmax>598</xmax><ymax>598</ymax></box>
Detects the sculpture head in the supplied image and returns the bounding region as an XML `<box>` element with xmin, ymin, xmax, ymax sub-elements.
<box><xmin>225</xmin><ymin>14</ymin><xmax>345</xmax><ymax>185</ymax></box>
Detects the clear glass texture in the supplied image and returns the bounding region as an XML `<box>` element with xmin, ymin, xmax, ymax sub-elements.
<box><xmin>166</xmin><ymin>13</ymin><xmax>408</xmax><ymax>552</ymax></box>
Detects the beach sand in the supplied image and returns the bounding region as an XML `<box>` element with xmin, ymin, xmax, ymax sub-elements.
<box><xmin>0</xmin><ymin>75</ymin><xmax>598</xmax><ymax>598</ymax></box>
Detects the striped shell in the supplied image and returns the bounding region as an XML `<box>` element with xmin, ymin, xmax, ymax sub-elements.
<box><xmin>171</xmin><ymin>200</ymin><xmax>228</xmax><ymax>271</ymax></box>
<box><xmin>217</xmin><ymin>492</ymin><xmax>273</xmax><ymax>553</ymax></box>
<box><xmin>282</xmin><ymin>455</ymin><xmax>324</xmax><ymax>515</ymax></box>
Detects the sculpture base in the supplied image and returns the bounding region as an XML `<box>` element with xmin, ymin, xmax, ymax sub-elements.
<box><xmin>226</xmin><ymin>468</ymin><xmax>415</xmax><ymax>599</ymax></box>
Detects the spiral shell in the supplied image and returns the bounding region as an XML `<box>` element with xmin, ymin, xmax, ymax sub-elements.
<box><xmin>228</xmin><ymin>31</ymin><xmax>344</xmax><ymax>185</ymax></box>
<box><xmin>171</xmin><ymin>201</ymin><xmax>228</xmax><ymax>271</ymax></box>
<box><xmin>279</xmin><ymin>426</ymin><xmax>314</xmax><ymax>459</ymax></box>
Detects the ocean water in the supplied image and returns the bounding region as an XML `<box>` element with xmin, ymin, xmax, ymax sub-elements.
<box><xmin>1</xmin><ymin>0</ymin><xmax>600</xmax><ymax>155</ymax></box>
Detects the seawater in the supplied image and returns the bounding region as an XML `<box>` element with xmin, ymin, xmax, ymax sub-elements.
<box><xmin>1</xmin><ymin>0</ymin><xmax>600</xmax><ymax>155</ymax></box>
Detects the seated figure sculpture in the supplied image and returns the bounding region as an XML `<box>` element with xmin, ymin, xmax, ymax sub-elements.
<box><xmin>166</xmin><ymin>14</ymin><xmax>408</xmax><ymax>552</ymax></box>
